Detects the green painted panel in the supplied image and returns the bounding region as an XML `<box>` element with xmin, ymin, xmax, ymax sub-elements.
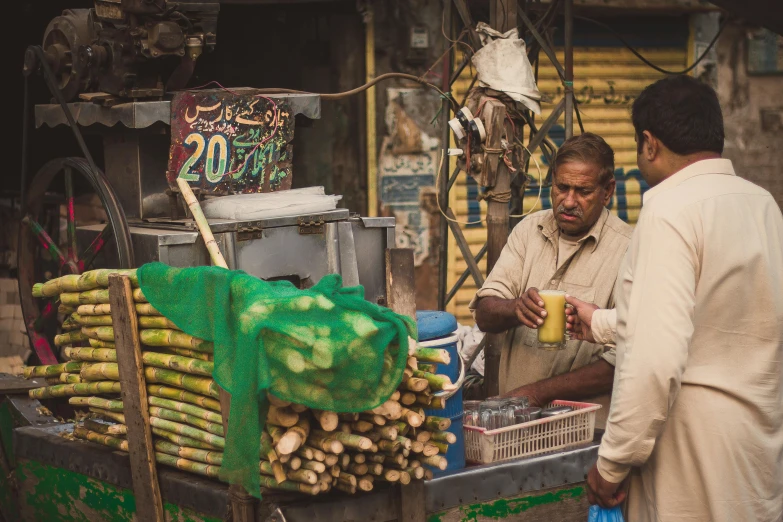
<box><xmin>427</xmin><ymin>486</ymin><xmax>586</xmax><ymax>522</ymax></box>
<box><xmin>0</xmin><ymin>402</ymin><xmax>19</xmax><ymax>521</ymax></box>
<box><xmin>16</xmin><ymin>459</ymin><xmax>221</xmax><ymax>522</ymax></box>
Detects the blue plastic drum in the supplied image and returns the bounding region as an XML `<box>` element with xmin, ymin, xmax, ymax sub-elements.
<box><xmin>416</xmin><ymin>310</ymin><xmax>465</xmax><ymax>477</ymax></box>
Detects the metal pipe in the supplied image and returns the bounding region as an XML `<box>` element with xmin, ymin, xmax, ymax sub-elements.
<box><xmin>564</xmin><ymin>0</ymin><xmax>574</xmax><ymax>139</ymax></box>
<box><xmin>437</xmin><ymin>0</ymin><xmax>453</xmax><ymax>311</ymax></box>
<box><xmin>365</xmin><ymin>8</ymin><xmax>378</xmax><ymax>217</ymax></box>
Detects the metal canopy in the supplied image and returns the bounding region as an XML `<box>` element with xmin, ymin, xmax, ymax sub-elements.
<box><xmin>709</xmin><ymin>0</ymin><xmax>783</xmax><ymax>35</ymax></box>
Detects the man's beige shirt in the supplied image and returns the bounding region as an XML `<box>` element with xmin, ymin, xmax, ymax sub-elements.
<box><xmin>469</xmin><ymin>208</ymin><xmax>632</xmax><ymax>420</ymax></box>
<box><xmin>597</xmin><ymin>159</ymin><xmax>783</xmax><ymax>522</ymax></box>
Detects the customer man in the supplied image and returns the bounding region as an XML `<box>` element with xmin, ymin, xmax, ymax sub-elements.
<box><xmin>470</xmin><ymin>132</ymin><xmax>632</xmax><ymax>419</ymax></box>
<box><xmin>567</xmin><ymin>76</ymin><xmax>783</xmax><ymax>521</ymax></box>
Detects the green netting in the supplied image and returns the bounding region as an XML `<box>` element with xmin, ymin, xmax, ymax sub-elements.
<box><xmin>137</xmin><ymin>263</ymin><xmax>416</xmax><ymax>497</ymax></box>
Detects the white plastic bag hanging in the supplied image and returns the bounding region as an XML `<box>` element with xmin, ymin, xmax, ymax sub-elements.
<box><xmin>471</xmin><ymin>22</ymin><xmax>542</xmax><ymax>115</ymax></box>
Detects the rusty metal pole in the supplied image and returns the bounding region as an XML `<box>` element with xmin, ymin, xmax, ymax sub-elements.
<box><xmin>564</xmin><ymin>0</ymin><xmax>574</xmax><ymax>139</ymax></box>
<box><xmin>484</xmin><ymin>0</ymin><xmax>517</xmax><ymax>398</ymax></box>
<box><xmin>437</xmin><ymin>0</ymin><xmax>453</xmax><ymax>311</ymax></box>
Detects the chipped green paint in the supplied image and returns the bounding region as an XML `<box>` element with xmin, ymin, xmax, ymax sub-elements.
<box><xmin>16</xmin><ymin>459</ymin><xmax>220</xmax><ymax>522</ymax></box>
<box><xmin>426</xmin><ymin>486</ymin><xmax>586</xmax><ymax>522</ymax></box>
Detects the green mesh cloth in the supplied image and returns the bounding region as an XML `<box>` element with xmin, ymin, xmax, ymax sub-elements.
<box><xmin>137</xmin><ymin>262</ymin><xmax>416</xmax><ymax>497</ymax></box>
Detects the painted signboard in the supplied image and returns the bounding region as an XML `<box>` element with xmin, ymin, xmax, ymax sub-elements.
<box><xmin>168</xmin><ymin>89</ymin><xmax>295</xmax><ymax>194</ymax></box>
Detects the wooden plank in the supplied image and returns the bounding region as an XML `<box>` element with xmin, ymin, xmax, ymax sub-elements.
<box><xmin>0</xmin><ymin>373</ymin><xmax>46</xmax><ymax>393</ymax></box>
<box><xmin>219</xmin><ymin>389</ymin><xmax>257</xmax><ymax>522</ymax></box>
<box><xmin>108</xmin><ymin>274</ymin><xmax>164</xmax><ymax>522</ymax></box>
<box><xmin>385</xmin><ymin>249</ymin><xmax>417</xmax><ymax>319</ymax></box>
<box><xmin>446</xmin><ymin>209</ymin><xmax>485</xmax><ymax>289</ymax></box>
<box><xmin>385</xmin><ymin>248</ymin><xmax>424</xmax><ymax>522</ymax></box>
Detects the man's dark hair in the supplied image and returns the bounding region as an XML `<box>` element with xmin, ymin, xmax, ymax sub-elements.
<box><xmin>554</xmin><ymin>132</ymin><xmax>615</xmax><ymax>186</ymax></box>
<box><xmin>632</xmin><ymin>75</ymin><xmax>724</xmax><ymax>156</ymax></box>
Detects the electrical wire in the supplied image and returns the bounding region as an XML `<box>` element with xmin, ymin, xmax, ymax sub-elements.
<box><xmin>576</xmin><ymin>15</ymin><xmax>728</xmax><ymax>75</ymax></box>
<box><xmin>435</xmin><ymin>142</ymin><xmax>544</xmax><ymax>226</ymax></box>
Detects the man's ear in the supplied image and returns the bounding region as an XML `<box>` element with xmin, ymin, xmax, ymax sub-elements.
<box><xmin>603</xmin><ymin>178</ymin><xmax>616</xmax><ymax>206</ymax></box>
<box><xmin>643</xmin><ymin>130</ymin><xmax>658</xmax><ymax>162</ymax></box>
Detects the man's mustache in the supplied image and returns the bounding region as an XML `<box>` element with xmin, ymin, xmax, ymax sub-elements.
<box><xmin>556</xmin><ymin>205</ymin><xmax>583</xmax><ymax>218</ymax></box>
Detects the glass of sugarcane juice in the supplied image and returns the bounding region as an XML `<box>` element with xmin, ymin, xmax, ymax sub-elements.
<box><xmin>537</xmin><ymin>290</ymin><xmax>566</xmax><ymax>350</ymax></box>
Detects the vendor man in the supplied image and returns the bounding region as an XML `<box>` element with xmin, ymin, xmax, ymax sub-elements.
<box><xmin>470</xmin><ymin>132</ymin><xmax>631</xmax><ymax>420</ymax></box>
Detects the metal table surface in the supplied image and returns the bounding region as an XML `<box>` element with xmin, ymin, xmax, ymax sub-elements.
<box><xmin>14</xmin><ymin>423</ymin><xmax>598</xmax><ymax>521</ymax></box>
<box><xmin>34</xmin><ymin>92</ymin><xmax>321</xmax><ymax>129</ymax></box>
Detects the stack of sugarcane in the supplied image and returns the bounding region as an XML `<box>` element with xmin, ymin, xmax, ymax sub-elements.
<box><xmin>22</xmin><ymin>269</ymin><xmax>459</xmax><ymax>496</ymax></box>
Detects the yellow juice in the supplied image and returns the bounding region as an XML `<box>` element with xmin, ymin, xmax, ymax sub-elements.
<box><xmin>538</xmin><ymin>290</ymin><xmax>566</xmax><ymax>347</ymax></box>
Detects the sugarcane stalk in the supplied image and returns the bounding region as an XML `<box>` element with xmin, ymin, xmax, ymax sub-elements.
<box><xmin>54</xmin><ymin>331</ymin><xmax>88</xmax><ymax>347</ymax></box>
<box><xmin>44</xmin><ymin>377</ymin><xmax>61</xmax><ymax>385</ymax></box>
<box><xmin>80</xmin><ymin>362</ymin><xmax>119</xmax><ymax>381</ymax></box>
<box><xmin>177</xmin><ymin>177</ymin><xmax>228</xmax><ymax>269</ymax></box>
<box><xmin>424</xmin><ymin>416</ymin><xmax>451</xmax><ymax>431</ymax></box>
<box><xmin>70</xmin><ymin>396</ymin><xmax>124</xmax><ymax>411</ymax></box>
<box><xmin>401</xmin><ymin>378</ymin><xmax>428</xmax><ymax>393</ymax></box>
<box><xmin>149</xmin><ymin>416</ymin><xmax>225</xmax><ymax>449</ymax></box>
<box><xmin>380</xmin><ymin>469</ymin><xmax>400</xmax><ymax>482</ymax></box>
<box><xmin>29</xmin><ymin>381</ymin><xmax>121</xmax><ymax>399</ymax></box>
<box><xmin>147</xmin><ymin>384</ymin><xmax>221</xmax><ymax>412</ymax></box>
<box><xmin>76</xmin><ymin>303</ymin><xmax>112</xmax><ymax>316</ymax></box>
<box><xmin>151</xmin><ymin>427</ymin><xmax>220</xmax><ymax>450</ymax></box>
<box><xmin>366</xmin><ymin>462</ymin><xmax>383</xmax><ymax>476</ymax></box>
<box><xmin>352</xmin><ymin>453</ymin><xmax>366</xmax><ymax>464</ymax></box>
<box><xmin>301</xmin><ymin>460</ymin><xmax>326</xmax><ymax>474</ymax></box>
<box><xmin>313</xmin><ymin>429</ymin><xmax>371</xmax><ymax>451</ymax></box>
<box><xmin>81</xmin><ymin>326</ymin><xmax>114</xmax><ymax>342</ymax></box>
<box><xmin>399</xmin><ymin>471</ymin><xmax>412</xmax><ymax>485</ymax></box>
<box><xmin>135</xmin><ymin>303</ymin><xmax>162</xmax><ymax>316</ymax></box>
<box><xmin>89</xmin><ymin>407</ymin><xmax>126</xmax><ymax>424</ymax></box>
<box><xmin>417</xmin><ymin>363</ymin><xmax>436</xmax><ymax>373</ymax></box>
<box><xmin>395</xmin><ymin>435</ymin><xmax>413</xmax><ymax>451</ymax></box>
<box><xmin>265</xmin><ymin>424</ymin><xmax>286</xmax><ymax>446</ymax></box>
<box><xmin>411</xmin><ymin>370</ymin><xmax>455</xmax><ymax>392</ymax></box>
<box><xmin>142</xmin><ymin>352</ymin><xmax>213</xmax><ymax>377</ymax></box>
<box><xmin>156</xmin><ymin>346</ymin><xmax>211</xmax><ymax>362</ymax></box>
<box><xmin>376</xmin><ymin>426</ymin><xmax>398</xmax><ymax>441</ymax></box>
<box><xmin>58</xmin><ymin>304</ymin><xmax>76</xmax><ymax>315</ymax></box>
<box><xmin>317</xmin><ymin>473</ymin><xmax>332</xmax><ymax>492</ymax></box>
<box><xmin>400</xmin><ymin>392</ymin><xmax>417</xmax><ymax>406</ymax></box>
<box><xmin>348</xmin><ymin>463</ymin><xmax>368</xmax><ymax>476</ymax></box>
<box><xmin>303</xmin><ymin>446</ymin><xmax>325</xmax><ymax>462</ymax></box>
<box><xmin>276</xmin><ymin>417</ymin><xmax>310</xmax><ymax>455</ymax></box>
<box><xmin>337</xmin><ymin>423</ymin><xmax>352</xmax><ymax>435</ymax></box>
<box><xmin>73</xmin><ymin>426</ymin><xmax>127</xmax><ymax>451</ymax></box>
<box><xmin>258</xmin><ymin>474</ymin><xmax>319</xmax><ymax>496</ymax></box>
<box><xmin>64</xmin><ymin>347</ymin><xmax>117</xmax><ymax>362</ymax></box>
<box><xmin>370</xmin><ymin>400</ymin><xmax>402</xmax><ymax>420</ymax></box>
<box><xmin>431</xmin><ymin>430</ymin><xmax>457</xmax><ymax>444</ymax></box>
<box><xmin>431</xmin><ymin>441</ymin><xmax>449</xmax><ymax>454</ymax></box>
<box><xmin>289</xmin><ymin>403</ymin><xmax>308</xmax><ymax>413</ymax></box>
<box><xmin>148</xmin><ymin>396</ymin><xmax>222</xmax><ymax>424</ymax></box>
<box><xmin>307</xmin><ymin>432</ymin><xmax>345</xmax><ymax>454</ymax></box>
<box><xmin>312</xmin><ymin>409</ymin><xmax>339</xmax><ymax>431</ymax></box>
<box><xmin>260</xmin><ymin>461</ymin><xmax>317</xmax><ymax>485</ymax></box>
<box><xmin>377</xmin><ymin>440</ymin><xmax>401</xmax><ymax>454</ymax></box>
<box><xmin>360</xmin><ymin>414</ymin><xmax>386</xmax><ymax>426</ymax></box>
<box><xmin>149</xmin><ymin>406</ymin><xmax>224</xmax><ymax>437</ymax></box>
<box><xmin>323</xmin><ymin>454</ymin><xmax>339</xmax><ymax>467</ymax></box>
<box><xmin>400</xmin><ymin>407</ymin><xmax>423</xmax><ymax>428</ymax></box>
<box><xmin>59</xmin><ymin>373</ymin><xmax>84</xmax><ymax>384</ymax></box>
<box><xmin>295</xmin><ymin>446</ymin><xmax>315</xmax><ymax>461</ymax></box>
<box><xmin>156</xmin><ymin>452</ymin><xmax>221</xmax><ymax>479</ymax></box>
<box><xmin>414</xmin><ymin>394</ymin><xmax>432</xmax><ymax>407</ymax></box>
<box><xmin>24</xmin><ymin>362</ymin><xmax>85</xmax><ymax>379</ymax></box>
<box><xmin>267</xmin><ymin>394</ymin><xmax>291</xmax><ymax>408</ymax></box>
<box><xmin>414</xmin><ymin>348</ymin><xmax>450</xmax><ymax>365</ymax></box>
<box><xmin>358</xmin><ymin>475</ymin><xmax>374</xmax><ymax>492</ymax></box>
<box><xmin>89</xmin><ymin>339</ymin><xmax>116</xmax><ymax>349</ymax></box>
<box><xmin>421</xmin><ymin>455</ymin><xmax>447</xmax><ymax>470</ymax></box>
<box><xmin>406</xmin><ymin>356</ymin><xmax>418</xmax><ymax>370</ymax></box>
<box><xmin>338</xmin><ymin>412</ymin><xmax>359</xmax><ymax>422</ymax></box>
<box><xmin>140</xmin><ymin>329</ymin><xmax>213</xmax><ymax>354</ymax></box>
<box><xmin>406</xmin><ymin>466</ymin><xmax>425</xmax><ymax>480</ymax></box>
<box><xmin>287</xmin><ymin>456</ymin><xmax>302</xmax><ymax>471</ymax></box>
<box><xmin>72</xmin><ymin>313</ymin><xmax>113</xmax><ymax>327</ymax></box>
<box><xmin>267</xmin><ymin>405</ymin><xmax>298</xmax><ymax>428</ymax></box>
<box><xmin>154</xmin><ymin>439</ymin><xmax>223</xmax><ymax>466</ymax></box>
<box><xmin>422</xmin><ymin>444</ymin><xmax>440</xmax><ymax>457</ymax></box>
<box><xmin>411</xmin><ymin>440</ymin><xmax>424</xmax><ymax>453</ymax></box>
<box><xmin>337</xmin><ymin>471</ymin><xmax>357</xmax><ymax>487</ymax></box>
<box><xmin>145</xmin><ymin>367</ymin><xmax>221</xmax><ymax>399</ymax></box>
<box><xmin>350</xmin><ymin>421</ymin><xmax>373</xmax><ymax>433</ymax></box>
<box><xmin>415</xmin><ymin>431</ymin><xmax>432</xmax><ymax>443</ymax></box>
<box><xmin>266</xmin><ymin>450</ymin><xmax>287</xmax><ymax>484</ymax></box>
<box><xmin>138</xmin><ymin>316</ymin><xmax>181</xmax><ymax>330</ymax></box>
<box><xmin>395</xmin><ymin>421</ymin><xmax>410</xmax><ymax>437</ymax></box>
<box><xmin>61</xmin><ymin>316</ymin><xmax>80</xmax><ymax>331</ymax></box>
<box><xmin>429</xmin><ymin>396</ymin><xmax>446</xmax><ymax>410</ymax></box>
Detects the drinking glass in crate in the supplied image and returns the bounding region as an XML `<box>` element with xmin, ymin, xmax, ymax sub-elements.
<box><xmin>463</xmin><ymin>400</ymin><xmax>481</xmax><ymax>427</ymax></box>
